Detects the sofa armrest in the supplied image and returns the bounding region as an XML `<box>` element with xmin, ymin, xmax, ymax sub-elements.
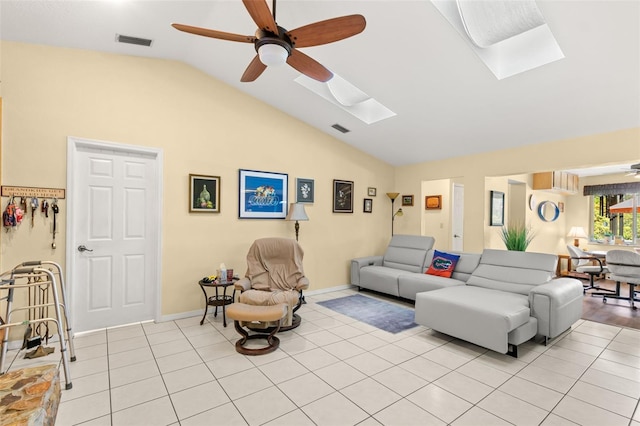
<box><xmin>296</xmin><ymin>276</ymin><xmax>310</xmax><ymax>291</ymax></box>
<box><xmin>234</xmin><ymin>278</ymin><xmax>252</xmax><ymax>292</ymax></box>
<box><xmin>350</xmin><ymin>256</ymin><xmax>383</xmax><ymax>285</ymax></box>
<box><xmin>529</xmin><ymin>278</ymin><xmax>584</xmax><ymax>338</ymax></box>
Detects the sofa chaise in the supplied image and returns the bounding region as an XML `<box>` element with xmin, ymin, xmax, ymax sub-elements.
<box><xmin>350</xmin><ymin>235</ymin><xmax>584</xmax><ymax>356</ymax></box>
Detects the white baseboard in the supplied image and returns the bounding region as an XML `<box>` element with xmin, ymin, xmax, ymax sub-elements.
<box><xmin>159</xmin><ymin>309</ymin><xmax>202</xmax><ymax>323</ymax></box>
<box><xmin>305</xmin><ymin>284</ymin><xmax>356</xmax><ymax>296</ymax></box>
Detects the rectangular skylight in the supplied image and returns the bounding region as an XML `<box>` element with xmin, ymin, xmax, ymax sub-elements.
<box><xmin>431</xmin><ymin>0</ymin><xmax>564</xmax><ymax>79</ymax></box>
<box><xmin>295</xmin><ymin>74</ymin><xmax>396</xmax><ymax>125</ymax></box>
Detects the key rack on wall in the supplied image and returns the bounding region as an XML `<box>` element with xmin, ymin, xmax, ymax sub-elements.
<box><xmin>1</xmin><ymin>186</ymin><xmax>66</xmax><ymax>199</ymax></box>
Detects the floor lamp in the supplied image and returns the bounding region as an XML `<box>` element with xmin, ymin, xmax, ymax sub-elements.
<box><xmin>386</xmin><ymin>193</ymin><xmax>403</xmax><ymax>235</ymax></box>
<box><xmin>286</xmin><ymin>203</ymin><xmax>309</xmax><ymax>241</ymax></box>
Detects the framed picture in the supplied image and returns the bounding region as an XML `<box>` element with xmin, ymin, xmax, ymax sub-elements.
<box><xmin>402</xmin><ymin>195</ymin><xmax>414</xmax><ymax>206</ymax></box>
<box><xmin>490</xmin><ymin>190</ymin><xmax>505</xmax><ymax>226</ymax></box>
<box><xmin>367</xmin><ymin>187</ymin><xmax>377</xmax><ymax>196</ymax></box>
<box><xmin>333</xmin><ymin>179</ymin><xmax>354</xmax><ymax>213</ymax></box>
<box><xmin>189</xmin><ymin>174</ymin><xmax>220</xmax><ymax>213</ymax></box>
<box><xmin>239</xmin><ymin>169</ymin><xmax>288</xmax><ymax>219</ymax></box>
<box><xmin>363</xmin><ymin>198</ymin><xmax>373</xmax><ymax>213</ymax></box>
<box><xmin>425</xmin><ymin>195</ymin><xmax>442</xmax><ymax>210</ymax></box>
<box><xmin>296</xmin><ymin>178</ymin><xmax>315</xmax><ymax>203</ymax></box>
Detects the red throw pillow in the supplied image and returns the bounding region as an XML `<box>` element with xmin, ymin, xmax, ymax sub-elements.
<box><xmin>426</xmin><ymin>250</ymin><xmax>460</xmax><ymax>278</ymax></box>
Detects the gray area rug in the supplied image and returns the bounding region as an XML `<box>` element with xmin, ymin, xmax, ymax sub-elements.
<box><xmin>317</xmin><ymin>294</ymin><xmax>418</xmax><ymax>334</ymax></box>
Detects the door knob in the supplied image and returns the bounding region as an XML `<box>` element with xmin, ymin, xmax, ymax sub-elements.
<box><xmin>77</xmin><ymin>245</ymin><xmax>94</xmax><ymax>253</ymax></box>
<box><xmin>453</xmin><ymin>234</ymin><xmax>461</xmax><ymax>238</ymax></box>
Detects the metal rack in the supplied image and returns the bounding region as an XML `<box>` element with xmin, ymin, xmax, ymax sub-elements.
<box><xmin>0</xmin><ymin>261</ymin><xmax>75</xmax><ymax>389</ymax></box>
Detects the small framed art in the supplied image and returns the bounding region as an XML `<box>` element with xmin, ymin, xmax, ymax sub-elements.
<box><xmin>333</xmin><ymin>179</ymin><xmax>354</xmax><ymax>213</ymax></box>
<box><xmin>402</xmin><ymin>195</ymin><xmax>414</xmax><ymax>206</ymax></box>
<box><xmin>367</xmin><ymin>187</ymin><xmax>377</xmax><ymax>196</ymax></box>
<box><xmin>189</xmin><ymin>174</ymin><xmax>220</xmax><ymax>213</ymax></box>
<box><xmin>425</xmin><ymin>195</ymin><xmax>442</xmax><ymax>210</ymax></box>
<box><xmin>490</xmin><ymin>190</ymin><xmax>505</xmax><ymax>226</ymax></box>
<box><xmin>296</xmin><ymin>178</ymin><xmax>314</xmax><ymax>203</ymax></box>
<box><xmin>239</xmin><ymin>169</ymin><xmax>288</xmax><ymax>219</ymax></box>
<box><xmin>363</xmin><ymin>198</ymin><xmax>373</xmax><ymax>213</ymax></box>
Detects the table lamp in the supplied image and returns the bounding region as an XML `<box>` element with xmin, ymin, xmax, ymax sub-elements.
<box><xmin>286</xmin><ymin>203</ymin><xmax>309</xmax><ymax>241</ymax></box>
<box><xmin>567</xmin><ymin>226</ymin><xmax>588</xmax><ymax>247</ymax></box>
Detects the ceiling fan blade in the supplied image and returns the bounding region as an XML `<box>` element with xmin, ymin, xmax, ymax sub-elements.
<box><xmin>242</xmin><ymin>0</ymin><xmax>279</xmax><ymax>35</ymax></box>
<box><xmin>172</xmin><ymin>23</ymin><xmax>255</xmax><ymax>43</ymax></box>
<box><xmin>241</xmin><ymin>55</ymin><xmax>268</xmax><ymax>82</ymax></box>
<box><xmin>287</xmin><ymin>49</ymin><xmax>333</xmax><ymax>82</ymax></box>
<box><xmin>287</xmin><ymin>15</ymin><xmax>366</xmax><ymax>48</ymax></box>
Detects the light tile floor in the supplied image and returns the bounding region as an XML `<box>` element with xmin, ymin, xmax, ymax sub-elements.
<box><xmin>5</xmin><ymin>288</ymin><xmax>640</xmax><ymax>426</ymax></box>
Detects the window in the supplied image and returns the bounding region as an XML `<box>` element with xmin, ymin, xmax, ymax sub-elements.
<box><xmin>586</xmin><ymin>182</ymin><xmax>640</xmax><ymax>245</ymax></box>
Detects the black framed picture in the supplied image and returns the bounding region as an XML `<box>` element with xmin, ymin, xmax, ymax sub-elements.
<box><xmin>363</xmin><ymin>198</ymin><xmax>373</xmax><ymax>213</ymax></box>
<box><xmin>189</xmin><ymin>174</ymin><xmax>220</xmax><ymax>213</ymax></box>
<box><xmin>333</xmin><ymin>179</ymin><xmax>353</xmax><ymax>213</ymax></box>
<box><xmin>490</xmin><ymin>190</ymin><xmax>505</xmax><ymax>226</ymax></box>
<box><xmin>368</xmin><ymin>187</ymin><xmax>377</xmax><ymax>196</ymax></box>
<box><xmin>296</xmin><ymin>178</ymin><xmax>314</xmax><ymax>203</ymax></box>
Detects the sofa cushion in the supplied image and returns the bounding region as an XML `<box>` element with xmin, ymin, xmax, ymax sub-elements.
<box><xmin>359</xmin><ymin>266</ymin><xmax>406</xmax><ymax>296</ymax></box>
<box><xmin>382</xmin><ymin>235</ymin><xmax>435</xmax><ymax>272</ymax></box>
<box><xmin>425</xmin><ymin>250</ymin><xmax>460</xmax><ymax>278</ymax></box>
<box><xmin>466</xmin><ymin>249</ymin><xmax>557</xmax><ymax>295</ymax></box>
<box><xmin>415</xmin><ymin>286</ymin><xmax>531</xmax><ymax>353</ymax></box>
<box><xmin>398</xmin><ymin>272</ymin><xmax>465</xmax><ymax>300</ymax></box>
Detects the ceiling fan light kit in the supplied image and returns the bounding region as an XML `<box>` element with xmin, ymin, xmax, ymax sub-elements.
<box><xmin>257</xmin><ymin>43</ymin><xmax>289</xmax><ymax>67</ymax></box>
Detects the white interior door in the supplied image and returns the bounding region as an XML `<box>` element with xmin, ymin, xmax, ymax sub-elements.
<box><xmin>67</xmin><ymin>137</ymin><xmax>162</xmax><ymax>332</ymax></box>
<box><xmin>452</xmin><ymin>183</ymin><xmax>464</xmax><ymax>251</ymax></box>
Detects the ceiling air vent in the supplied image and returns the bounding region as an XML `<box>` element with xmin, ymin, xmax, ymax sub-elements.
<box><xmin>116</xmin><ymin>34</ymin><xmax>153</xmax><ymax>47</ymax></box>
<box><xmin>331</xmin><ymin>124</ymin><xmax>350</xmax><ymax>134</ymax></box>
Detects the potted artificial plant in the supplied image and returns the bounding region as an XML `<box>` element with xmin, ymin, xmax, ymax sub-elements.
<box><xmin>499</xmin><ymin>223</ymin><xmax>535</xmax><ymax>251</ymax></box>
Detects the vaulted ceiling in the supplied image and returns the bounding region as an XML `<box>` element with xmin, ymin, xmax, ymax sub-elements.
<box><xmin>1</xmin><ymin>1</ymin><xmax>639</xmax><ymax>166</ymax></box>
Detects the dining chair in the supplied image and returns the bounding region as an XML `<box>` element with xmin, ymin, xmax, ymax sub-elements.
<box><xmin>603</xmin><ymin>250</ymin><xmax>640</xmax><ymax>310</ymax></box>
<box><xmin>566</xmin><ymin>245</ymin><xmax>614</xmax><ymax>294</ymax></box>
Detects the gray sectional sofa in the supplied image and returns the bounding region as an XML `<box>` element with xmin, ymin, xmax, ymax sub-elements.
<box><xmin>350</xmin><ymin>235</ymin><xmax>584</xmax><ymax>356</ymax></box>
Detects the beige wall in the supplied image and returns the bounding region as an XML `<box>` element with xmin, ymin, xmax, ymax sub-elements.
<box><xmin>1</xmin><ymin>41</ymin><xmax>639</xmax><ymax>324</ymax></box>
<box><xmin>0</xmin><ymin>42</ymin><xmax>394</xmax><ymax>318</ymax></box>
<box><xmin>395</xmin><ymin>128</ymin><xmax>640</xmax><ymax>254</ymax></box>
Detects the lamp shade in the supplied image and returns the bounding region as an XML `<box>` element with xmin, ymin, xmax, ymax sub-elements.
<box><xmin>286</xmin><ymin>203</ymin><xmax>309</xmax><ymax>221</ymax></box>
<box><xmin>258</xmin><ymin>43</ymin><xmax>288</xmax><ymax>67</ymax></box>
<box><xmin>386</xmin><ymin>192</ymin><xmax>400</xmax><ymax>201</ymax></box>
<box><xmin>567</xmin><ymin>226</ymin><xmax>588</xmax><ymax>239</ymax></box>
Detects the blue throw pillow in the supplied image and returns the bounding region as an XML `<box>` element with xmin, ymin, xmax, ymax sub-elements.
<box><xmin>426</xmin><ymin>250</ymin><xmax>460</xmax><ymax>278</ymax></box>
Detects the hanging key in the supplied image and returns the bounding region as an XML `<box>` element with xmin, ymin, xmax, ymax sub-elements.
<box><xmin>30</xmin><ymin>197</ymin><xmax>39</xmax><ymax>227</ymax></box>
<box><xmin>41</xmin><ymin>199</ymin><xmax>49</xmax><ymax>218</ymax></box>
<box><xmin>51</xmin><ymin>200</ymin><xmax>59</xmax><ymax>249</ymax></box>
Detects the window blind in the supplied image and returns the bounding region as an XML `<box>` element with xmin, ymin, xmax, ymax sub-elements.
<box><xmin>583</xmin><ymin>182</ymin><xmax>640</xmax><ymax>196</ymax></box>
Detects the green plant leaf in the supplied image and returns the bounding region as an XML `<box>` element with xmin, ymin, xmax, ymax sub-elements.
<box><xmin>499</xmin><ymin>223</ymin><xmax>535</xmax><ymax>251</ymax></box>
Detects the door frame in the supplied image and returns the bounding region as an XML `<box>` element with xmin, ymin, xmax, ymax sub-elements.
<box><xmin>66</xmin><ymin>136</ymin><xmax>164</xmax><ymax>329</ymax></box>
<box><xmin>451</xmin><ymin>183</ymin><xmax>464</xmax><ymax>251</ymax></box>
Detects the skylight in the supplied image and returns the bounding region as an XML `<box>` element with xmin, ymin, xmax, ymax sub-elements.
<box><xmin>295</xmin><ymin>74</ymin><xmax>396</xmax><ymax>125</ymax></box>
<box><xmin>431</xmin><ymin>0</ymin><xmax>564</xmax><ymax>79</ymax></box>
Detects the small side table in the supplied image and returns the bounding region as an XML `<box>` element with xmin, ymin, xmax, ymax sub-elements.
<box><xmin>198</xmin><ymin>279</ymin><xmax>237</xmax><ymax>327</ymax></box>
